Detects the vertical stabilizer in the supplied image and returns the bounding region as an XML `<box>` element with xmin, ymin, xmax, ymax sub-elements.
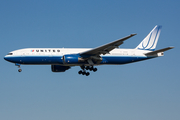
<box><xmin>135</xmin><ymin>25</ymin><xmax>162</xmax><ymax>51</ymax></box>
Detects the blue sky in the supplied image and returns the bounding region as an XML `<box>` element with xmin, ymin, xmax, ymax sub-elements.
<box><xmin>0</xmin><ymin>0</ymin><xmax>179</xmax><ymax>120</ymax></box>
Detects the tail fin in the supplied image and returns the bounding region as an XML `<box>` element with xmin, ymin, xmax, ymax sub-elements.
<box><xmin>135</xmin><ymin>25</ymin><xmax>162</xmax><ymax>51</ymax></box>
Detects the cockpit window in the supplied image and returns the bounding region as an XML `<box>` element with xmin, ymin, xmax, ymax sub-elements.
<box><xmin>7</xmin><ymin>53</ymin><xmax>13</xmax><ymax>55</ymax></box>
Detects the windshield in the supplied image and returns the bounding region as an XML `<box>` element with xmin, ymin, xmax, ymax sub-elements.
<box><xmin>7</xmin><ymin>53</ymin><xmax>13</xmax><ymax>55</ymax></box>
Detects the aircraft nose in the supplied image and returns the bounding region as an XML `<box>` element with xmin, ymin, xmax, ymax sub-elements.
<box><xmin>4</xmin><ymin>56</ymin><xmax>7</xmax><ymax>61</ymax></box>
<box><xmin>4</xmin><ymin>55</ymin><xmax>10</xmax><ymax>61</ymax></box>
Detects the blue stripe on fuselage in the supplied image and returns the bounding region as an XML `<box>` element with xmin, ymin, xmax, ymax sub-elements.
<box><xmin>4</xmin><ymin>56</ymin><xmax>64</xmax><ymax>64</ymax></box>
<box><xmin>101</xmin><ymin>56</ymin><xmax>152</xmax><ymax>64</ymax></box>
<box><xmin>4</xmin><ymin>55</ymin><xmax>154</xmax><ymax>65</ymax></box>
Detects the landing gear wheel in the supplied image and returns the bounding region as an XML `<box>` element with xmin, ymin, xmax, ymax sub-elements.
<box><xmin>85</xmin><ymin>66</ymin><xmax>90</xmax><ymax>70</ymax></box>
<box><xmin>82</xmin><ymin>72</ymin><xmax>85</xmax><ymax>75</ymax></box>
<box><xmin>18</xmin><ymin>69</ymin><xmax>22</xmax><ymax>72</ymax></box>
<box><xmin>81</xmin><ymin>66</ymin><xmax>85</xmax><ymax>70</ymax></box>
<box><xmin>79</xmin><ymin>65</ymin><xmax>97</xmax><ymax>76</ymax></box>
<box><xmin>86</xmin><ymin>72</ymin><xmax>90</xmax><ymax>76</ymax></box>
<box><xmin>78</xmin><ymin>70</ymin><xmax>82</xmax><ymax>74</ymax></box>
<box><xmin>93</xmin><ymin>68</ymin><xmax>97</xmax><ymax>72</ymax></box>
<box><xmin>89</xmin><ymin>67</ymin><xmax>93</xmax><ymax>71</ymax></box>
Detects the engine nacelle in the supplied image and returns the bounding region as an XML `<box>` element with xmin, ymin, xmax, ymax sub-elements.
<box><xmin>51</xmin><ymin>65</ymin><xmax>70</xmax><ymax>72</ymax></box>
<box><xmin>63</xmin><ymin>54</ymin><xmax>83</xmax><ymax>64</ymax></box>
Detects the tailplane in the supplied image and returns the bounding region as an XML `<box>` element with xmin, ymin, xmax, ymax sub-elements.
<box><xmin>135</xmin><ymin>25</ymin><xmax>162</xmax><ymax>51</ymax></box>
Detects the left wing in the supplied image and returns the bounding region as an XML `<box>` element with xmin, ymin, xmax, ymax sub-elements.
<box><xmin>80</xmin><ymin>34</ymin><xmax>136</xmax><ymax>57</ymax></box>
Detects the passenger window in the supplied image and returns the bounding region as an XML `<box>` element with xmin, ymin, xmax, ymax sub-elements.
<box><xmin>41</xmin><ymin>50</ymin><xmax>43</xmax><ymax>52</ymax></box>
<box><xmin>48</xmin><ymin>50</ymin><xmax>51</xmax><ymax>52</ymax></box>
<box><xmin>57</xmin><ymin>50</ymin><xmax>60</xmax><ymax>52</ymax></box>
<box><xmin>36</xmin><ymin>50</ymin><xmax>39</xmax><ymax>52</ymax></box>
<box><xmin>53</xmin><ymin>50</ymin><xmax>55</xmax><ymax>52</ymax></box>
<box><xmin>45</xmin><ymin>50</ymin><xmax>47</xmax><ymax>52</ymax></box>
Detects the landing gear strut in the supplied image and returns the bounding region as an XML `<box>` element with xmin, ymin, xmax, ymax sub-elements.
<box><xmin>15</xmin><ymin>63</ymin><xmax>22</xmax><ymax>72</ymax></box>
<box><xmin>78</xmin><ymin>65</ymin><xmax>97</xmax><ymax>76</ymax></box>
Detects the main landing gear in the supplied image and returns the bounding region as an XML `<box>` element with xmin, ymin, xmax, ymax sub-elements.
<box><xmin>15</xmin><ymin>63</ymin><xmax>22</xmax><ymax>72</ymax></box>
<box><xmin>78</xmin><ymin>66</ymin><xmax>97</xmax><ymax>76</ymax></box>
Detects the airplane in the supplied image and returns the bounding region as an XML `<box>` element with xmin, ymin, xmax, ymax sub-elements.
<box><xmin>4</xmin><ymin>25</ymin><xmax>174</xmax><ymax>76</ymax></box>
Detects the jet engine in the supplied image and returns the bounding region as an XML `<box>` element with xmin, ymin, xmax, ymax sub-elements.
<box><xmin>63</xmin><ymin>54</ymin><xmax>84</xmax><ymax>64</ymax></box>
<box><xmin>51</xmin><ymin>65</ymin><xmax>70</xmax><ymax>72</ymax></box>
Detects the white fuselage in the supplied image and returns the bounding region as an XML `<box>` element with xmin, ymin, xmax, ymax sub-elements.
<box><xmin>4</xmin><ymin>48</ymin><xmax>162</xmax><ymax>66</ymax></box>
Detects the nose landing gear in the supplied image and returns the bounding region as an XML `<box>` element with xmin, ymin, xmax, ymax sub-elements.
<box><xmin>15</xmin><ymin>63</ymin><xmax>22</xmax><ymax>72</ymax></box>
<box><xmin>18</xmin><ymin>68</ymin><xmax>22</xmax><ymax>72</ymax></box>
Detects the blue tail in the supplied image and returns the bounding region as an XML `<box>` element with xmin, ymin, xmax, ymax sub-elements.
<box><xmin>135</xmin><ymin>25</ymin><xmax>162</xmax><ymax>51</ymax></box>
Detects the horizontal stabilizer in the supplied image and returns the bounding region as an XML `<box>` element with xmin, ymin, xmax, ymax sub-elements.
<box><xmin>145</xmin><ymin>47</ymin><xmax>174</xmax><ymax>55</ymax></box>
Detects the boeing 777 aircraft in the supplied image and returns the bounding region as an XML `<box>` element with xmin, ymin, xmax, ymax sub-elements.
<box><xmin>4</xmin><ymin>25</ymin><xmax>174</xmax><ymax>76</ymax></box>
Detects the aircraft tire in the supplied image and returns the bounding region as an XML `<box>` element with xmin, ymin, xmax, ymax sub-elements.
<box><xmin>86</xmin><ymin>72</ymin><xmax>90</xmax><ymax>76</ymax></box>
<box><xmin>93</xmin><ymin>68</ymin><xmax>97</xmax><ymax>72</ymax></box>
<box><xmin>86</xmin><ymin>66</ymin><xmax>90</xmax><ymax>70</ymax></box>
<box><xmin>82</xmin><ymin>72</ymin><xmax>85</xmax><ymax>75</ymax></box>
<box><xmin>78</xmin><ymin>70</ymin><xmax>82</xmax><ymax>74</ymax></box>
<box><xmin>18</xmin><ymin>69</ymin><xmax>22</xmax><ymax>72</ymax></box>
